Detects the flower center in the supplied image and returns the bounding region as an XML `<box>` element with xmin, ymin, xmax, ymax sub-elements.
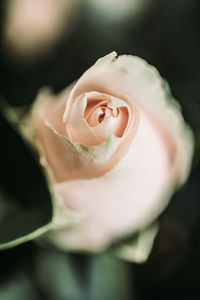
<box><xmin>84</xmin><ymin>96</ymin><xmax>129</xmax><ymax>139</ymax></box>
<box><xmin>63</xmin><ymin>91</ymin><xmax>134</xmax><ymax>146</ymax></box>
<box><xmin>87</xmin><ymin>104</ymin><xmax>120</xmax><ymax>127</ymax></box>
<box><xmin>98</xmin><ymin>107</ymin><xmax>106</xmax><ymax>123</ymax></box>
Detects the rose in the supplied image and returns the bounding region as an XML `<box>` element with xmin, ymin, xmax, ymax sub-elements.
<box><xmin>3</xmin><ymin>0</ymin><xmax>80</xmax><ymax>60</ymax></box>
<box><xmin>23</xmin><ymin>52</ymin><xmax>194</xmax><ymax>262</ymax></box>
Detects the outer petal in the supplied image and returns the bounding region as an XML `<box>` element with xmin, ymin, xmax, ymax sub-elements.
<box><xmin>41</xmin><ymin>108</ymin><xmax>185</xmax><ymax>254</ymax></box>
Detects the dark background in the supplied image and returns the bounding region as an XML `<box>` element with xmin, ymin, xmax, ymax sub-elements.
<box><xmin>0</xmin><ymin>0</ymin><xmax>200</xmax><ymax>299</ymax></box>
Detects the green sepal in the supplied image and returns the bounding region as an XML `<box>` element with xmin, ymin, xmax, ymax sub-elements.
<box><xmin>0</xmin><ymin>97</ymin><xmax>53</xmax><ymax>250</ymax></box>
<box><xmin>110</xmin><ymin>223</ymin><xmax>158</xmax><ymax>263</ymax></box>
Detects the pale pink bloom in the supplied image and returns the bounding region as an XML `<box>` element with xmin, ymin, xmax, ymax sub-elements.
<box><xmin>23</xmin><ymin>52</ymin><xmax>194</xmax><ymax>262</ymax></box>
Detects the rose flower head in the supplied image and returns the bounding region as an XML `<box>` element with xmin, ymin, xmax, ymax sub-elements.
<box><xmin>22</xmin><ymin>52</ymin><xmax>194</xmax><ymax>262</ymax></box>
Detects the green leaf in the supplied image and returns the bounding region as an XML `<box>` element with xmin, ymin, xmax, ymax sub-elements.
<box><xmin>0</xmin><ymin>266</ymin><xmax>37</xmax><ymax>300</ymax></box>
<box><xmin>33</xmin><ymin>249</ymin><xmax>134</xmax><ymax>300</ymax></box>
<box><xmin>33</xmin><ymin>249</ymin><xmax>85</xmax><ymax>300</ymax></box>
<box><xmin>0</xmin><ymin>99</ymin><xmax>53</xmax><ymax>250</ymax></box>
<box><xmin>89</xmin><ymin>253</ymin><xmax>133</xmax><ymax>300</ymax></box>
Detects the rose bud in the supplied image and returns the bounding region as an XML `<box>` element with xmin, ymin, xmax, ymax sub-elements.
<box><xmin>21</xmin><ymin>52</ymin><xmax>194</xmax><ymax>262</ymax></box>
<box><xmin>2</xmin><ymin>0</ymin><xmax>80</xmax><ymax>61</ymax></box>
